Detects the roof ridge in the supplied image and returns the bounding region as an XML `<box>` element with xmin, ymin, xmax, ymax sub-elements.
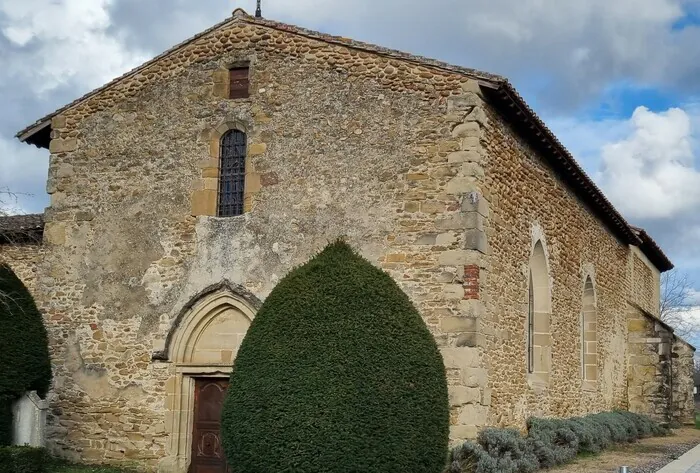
<box><xmin>11</xmin><ymin>12</ymin><xmax>672</xmax><ymax>271</ymax></box>
<box><xmin>240</xmin><ymin>16</ymin><xmax>504</xmax><ymax>83</ymax></box>
<box><xmin>16</xmin><ymin>13</ymin><xmax>504</xmax><ymax>141</ymax></box>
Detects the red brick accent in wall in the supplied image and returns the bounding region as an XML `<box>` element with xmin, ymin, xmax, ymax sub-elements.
<box><xmin>463</xmin><ymin>264</ymin><xmax>480</xmax><ymax>300</ymax></box>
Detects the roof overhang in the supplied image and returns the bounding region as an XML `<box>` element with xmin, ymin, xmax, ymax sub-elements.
<box><xmin>631</xmin><ymin>226</ymin><xmax>674</xmax><ymax>272</ymax></box>
<box><xmin>17</xmin><ymin>120</ymin><xmax>51</xmax><ymax>149</ymax></box>
<box><xmin>479</xmin><ymin>80</ymin><xmax>643</xmax><ymax>247</ymax></box>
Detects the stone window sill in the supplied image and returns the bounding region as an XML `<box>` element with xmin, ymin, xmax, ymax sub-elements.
<box><xmin>582</xmin><ymin>380</ymin><xmax>597</xmax><ymax>392</ymax></box>
<box><xmin>527</xmin><ymin>373</ymin><xmax>549</xmax><ymax>393</ymax></box>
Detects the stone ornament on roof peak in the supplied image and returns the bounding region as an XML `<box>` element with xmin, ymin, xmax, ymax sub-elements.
<box><xmin>232</xmin><ymin>8</ymin><xmax>250</xmax><ymax>18</ymax></box>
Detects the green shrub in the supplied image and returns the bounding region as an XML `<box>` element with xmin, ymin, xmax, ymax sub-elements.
<box><xmin>446</xmin><ymin>411</ymin><xmax>667</xmax><ymax>472</ymax></box>
<box><xmin>221</xmin><ymin>241</ymin><xmax>449</xmax><ymax>473</ymax></box>
<box><xmin>477</xmin><ymin>429</ymin><xmax>538</xmax><ymax>473</ymax></box>
<box><xmin>0</xmin><ymin>397</ymin><xmax>12</xmax><ymax>447</ymax></box>
<box><xmin>446</xmin><ymin>442</ymin><xmax>498</xmax><ymax>473</ymax></box>
<box><xmin>0</xmin><ymin>446</ymin><xmax>46</xmax><ymax>473</ymax></box>
<box><xmin>0</xmin><ymin>265</ymin><xmax>52</xmax><ymax>445</ymax></box>
<box><xmin>526</xmin><ymin>418</ymin><xmax>578</xmax><ymax>467</ymax></box>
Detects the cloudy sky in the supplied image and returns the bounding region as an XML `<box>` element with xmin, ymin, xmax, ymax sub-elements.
<box><xmin>2</xmin><ymin>1</ymin><xmax>700</xmax><ymax>325</ymax></box>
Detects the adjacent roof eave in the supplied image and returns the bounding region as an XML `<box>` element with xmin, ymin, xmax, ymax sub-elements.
<box><xmin>17</xmin><ymin>120</ymin><xmax>51</xmax><ymax>149</ymax></box>
<box><xmin>0</xmin><ymin>214</ymin><xmax>45</xmax><ymax>245</ymax></box>
<box><xmin>630</xmin><ymin>226</ymin><xmax>674</xmax><ymax>272</ymax></box>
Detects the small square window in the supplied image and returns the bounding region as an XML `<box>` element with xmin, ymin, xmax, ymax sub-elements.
<box><xmin>229</xmin><ymin>66</ymin><xmax>250</xmax><ymax>99</ymax></box>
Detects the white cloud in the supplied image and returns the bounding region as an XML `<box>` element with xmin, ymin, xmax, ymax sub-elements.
<box><xmin>0</xmin><ymin>0</ymin><xmax>147</xmax><ymax>92</ymax></box>
<box><xmin>598</xmin><ymin>106</ymin><xmax>700</xmax><ymax>219</ymax></box>
<box><xmin>0</xmin><ymin>136</ymin><xmax>49</xmax><ymax>214</ymax></box>
<box><xmin>254</xmin><ymin>0</ymin><xmax>697</xmax><ymax>107</ymax></box>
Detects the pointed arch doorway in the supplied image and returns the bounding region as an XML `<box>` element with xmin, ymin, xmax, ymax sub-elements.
<box><xmin>156</xmin><ymin>283</ymin><xmax>260</xmax><ymax>473</ymax></box>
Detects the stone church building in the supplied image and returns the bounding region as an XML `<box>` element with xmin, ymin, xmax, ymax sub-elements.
<box><xmin>1</xmin><ymin>8</ymin><xmax>695</xmax><ymax>473</ymax></box>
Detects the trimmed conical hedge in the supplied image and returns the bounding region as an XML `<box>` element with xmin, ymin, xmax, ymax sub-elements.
<box><xmin>221</xmin><ymin>241</ymin><xmax>449</xmax><ymax>473</ymax></box>
<box><xmin>0</xmin><ymin>264</ymin><xmax>52</xmax><ymax>445</ymax></box>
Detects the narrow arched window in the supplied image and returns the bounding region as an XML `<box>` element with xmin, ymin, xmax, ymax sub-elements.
<box><xmin>528</xmin><ymin>240</ymin><xmax>552</xmax><ymax>382</ymax></box>
<box><xmin>582</xmin><ymin>277</ymin><xmax>597</xmax><ymax>382</ymax></box>
<box><xmin>218</xmin><ymin>129</ymin><xmax>247</xmax><ymax>217</ymax></box>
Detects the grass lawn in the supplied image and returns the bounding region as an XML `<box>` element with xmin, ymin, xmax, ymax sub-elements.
<box><xmin>696</xmin><ymin>412</ymin><xmax>700</xmax><ymax>429</ymax></box>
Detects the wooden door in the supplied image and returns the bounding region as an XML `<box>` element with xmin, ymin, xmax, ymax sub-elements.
<box><xmin>190</xmin><ymin>379</ymin><xmax>231</xmax><ymax>473</ymax></box>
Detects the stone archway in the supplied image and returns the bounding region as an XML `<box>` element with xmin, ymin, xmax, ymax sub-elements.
<box><xmin>157</xmin><ymin>283</ymin><xmax>260</xmax><ymax>473</ymax></box>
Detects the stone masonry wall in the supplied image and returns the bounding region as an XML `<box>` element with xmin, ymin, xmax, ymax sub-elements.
<box><xmin>672</xmin><ymin>338</ymin><xmax>695</xmax><ymax>425</ymax></box>
<box><xmin>630</xmin><ymin>248</ymin><xmax>661</xmax><ymax>318</ymax></box>
<box><xmin>479</xmin><ymin>101</ymin><xmax>632</xmax><ymax>428</ymax></box>
<box><xmin>627</xmin><ymin>306</ymin><xmax>695</xmax><ymax>425</ymax></box>
<box><xmin>0</xmin><ymin>243</ymin><xmax>44</xmax><ymax>297</ymax></box>
<box><xmin>627</xmin><ymin>307</ymin><xmax>673</xmax><ymax>423</ymax></box>
<box><xmin>33</xmin><ymin>13</ymin><xmax>494</xmax><ymax>470</ymax></box>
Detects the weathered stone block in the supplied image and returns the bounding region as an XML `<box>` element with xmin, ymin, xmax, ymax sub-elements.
<box><xmin>436</xmin><ymin>232</ymin><xmax>457</xmax><ymax>246</ymax></box>
<box><xmin>441</xmin><ymin>347</ymin><xmax>480</xmax><ymax>369</ymax></box>
<box><xmin>460</xmin><ymin>136</ymin><xmax>481</xmax><ymax>151</ymax></box>
<box><xmin>191</xmin><ymin>190</ymin><xmax>217</xmax><ymax>216</ymax></box>
<box><xmin>628</xmin><ymin>319</ymin><xmax>648</xmax><ymax>332</ymax></box>
<box><xmin>452</xmin><ymin>122</ymin><xmax>481</xmax><ymax>139</ymax></box>
<box><xmin>75</xmin><ymin>211</ymin><xmax>95</xmax><ymax>222</ymax></box>
<box><xmin>465</xmin><ymin>107</ymin><xmax>488</xmax><ymax>127</ymax></box>
<box><xmin>482</xmin><ymin>388</ymin><xmax>492</xmax><ymax>406</ymax></box>
<box><xmin>212</xmin><ymin>82</ymin><xmax>228</xmax><ymax>98</ymax></box>
<box><xmin>51</xmin><ymin>115</ymin><xmax>67</xmax><ymax>129</ymax></box>
<box><xmin>447</xmin><ymin>94</ymin><xmax>481</xmax><ymax>112</ymax></box>
<box><xmin>455</xmin><ymin>332</ymin><xmax>481</xmax><ymax>348</ymax></box>
<box><xmin>44</xmin><ymin>222</ymin><xmax>66</xmax><ymax>245</ymax></box>
<box><xmin>443</xmin><ymin>284</ymin><xmax>465</xmax><ymax>300</ymax></box>
<box><xmin>439</xmin><ymin>250</ymin><xmax>480</xmax><ymax>266</ymax></box>
<box><xmin>464</xmin><ymin>229</ymin><xmax>488</xmax><ymax>254</ymax></box>
<box><xmin>49</xmin><ymin>138</ymin><xmax>78</xmax><ymax>154</ymax></box>
<box><xmin>201</xmin><ymin>168</ymin><xmax>219</xmax><ymax>178</ymax></box>
<box><xmin>212</xmin><ymin>69</ymin><xmax>229</xmax><ymax>84</ymax></box>
<box><xmin>55</xmin><ymin>163</ymin><xmax>74</xmax><ymax>178</ymax></box>
<box><xmin>461</xmin><ymin>163</ymin><xmax>485</xmax><ymax>178</ymax></box>
<box><xmin>459</xmin><ymin>300</ymin><xmax>485</xmax><ymax>318</ymax></box>
<box><xmin>414</xmin><ymin>233</ymin><xmax>437</xmax><ymax>245</ymax></box>
<box><xmin>246</xmin><ymin>172</ymin><xmax>261</xmax><ymax>194</ymax></box>
<box><xmin>449</xmin><ymin>386</ymin><xmax>481</xmax><ymax>406</ymax></box>
<box><xmin>406</xmin><ymin>173</ymin><xmax>429</xmax><ymax>181</ymax></box>
<box><xmin>421</xmin><ymin>201</ymin><xmax>445</xmax><ymax>214</ymax></box>
<box><xmin>446</xmin><ymin>176</ymin><xmax>477</xmax><ymax>195</ymax></box>
<box><xmin>440</xmin><ymin>316</ymin><xmax>477</xmax><ymax>333</ymax></box>
<box><xmin>461</xmin><ymin>367</ymin><xmax>488</xmax><ymax>388</ymax></box>
<box><xmin>461</xmin><ymin>192</ymin><xmax>490</xmax><ymax>218</ymax></box>
<box><xmin>450</xmin><ymin>424</ymin><xmax>478</xmax><ymax>440</ymax></box>
<box><xmin>457</xmin><ymin>404</ymin><xmax>489</xmax><ymax>425</ymax></box>
<box><xmin>448</xmin><ymin>150</ymin><xmax>483</xmax><ymax>164</ymax></box>
<box><xmin>249</xmin><ymin>143</ymin><xmax>267</xmax><ymax>156</ymax></box>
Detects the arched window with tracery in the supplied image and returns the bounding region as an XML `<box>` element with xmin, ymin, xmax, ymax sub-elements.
<box><xmin>527</xmin><ymin>240</ymin><xmax>552</xmax><ymax>382</ymax></box>
<box><xmin>218</xmin><ymin>129</ymin><xmax>247</xmax><ymax>217</ymax></box>
<box><xmin>582</xmin><ymin>277</ymin><xmax>598</xmax><ymax>383</ymax></box>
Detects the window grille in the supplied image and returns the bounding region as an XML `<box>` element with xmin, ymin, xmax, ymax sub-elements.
<box><xmin>218</xmin><ymin>130</ymin><xmax>247</xmax><ymax>217</ymax></box>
